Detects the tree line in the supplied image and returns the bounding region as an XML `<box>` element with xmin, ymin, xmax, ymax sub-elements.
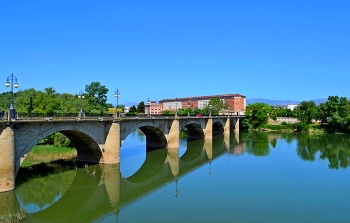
<box><xmin>242</xmin><ymin>95</ymin><xmax>350</xmax><ymax>133</ymax></box>
<box><xmin>0</xmin><ymin>82</ymin><xmax>113</xmax><ymax>116</ymax></box>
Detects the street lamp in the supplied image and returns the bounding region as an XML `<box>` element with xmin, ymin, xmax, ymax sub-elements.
<box><xmin>209</xmin><ymin>105</ymin><xmax>212</xmax><ymax>117</ymax></box>
<box><xmin>175</xmin><ymin>97</ymin><xmax>178</xmax><ymax>118</ymax></box>
<box><xmin>228</xmin><ymin>106</ymin><xmax>230</xmax><ymax>118</ymax></box>
<box><xmin>114</xmin><ymin>89</ymin><xmax>120</xmax><ymax>119</ymax></box>
<box><xmin>147</xmin><ymin>98</ymin><xmax>151</xmax><ymax>118</ymax></box>
<box><xmin>77</xmin><ymin>90</ymin><xmax>85</xmax><ymax>118</ymax></box>
<box><xmin>5</xmin><ymin>74</ymin><xmax>18</xmax><ymax>120</ymax></box>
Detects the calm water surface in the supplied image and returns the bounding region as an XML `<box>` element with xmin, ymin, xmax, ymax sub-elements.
<box><xmin>3</xmin><ymin>131</ymin><xmax>350</xmax><ymax>223</ymax></box>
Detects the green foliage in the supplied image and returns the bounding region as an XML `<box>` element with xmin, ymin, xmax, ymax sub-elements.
<box><xmin>162</xmin><ymin>110</ymin><xmax>175</xmax><ymax>116</ymax></box>
<box><xmin>318</xmin><ymin>96</ymin><xmax>350</xmax><ymax>132</ymax></box>
<box><xmin>126</xmin><ymin>112</ymin><xmax>138</xmax><ymax>116</ymax></box>
<box><xmin>294</xmin><ymin>101</ymin><xmax>319</xmax><ymax>124</ymax></box>
<box><xmin>85</xmin><ymin>81</ymin><xmax>109</xmax><ymax>111</ymax></box>
<box><xmin>38</xmin><ymin>132</ymin><xmax>73</xmax><ymax>147</ymax></box>
<box><xmin>241</xmin><ymin>103</ymin><xmax>272</xmax><ymax>129</ymax></box>
<box><xmin>274</xmin><ymin>107</ymin><xmax>297</xmax><ymax>118</ymax></box>
<box><xmin>179</xmin><ymin>128</ymin><xmax>187</xmax><ymax>139</ymax></box>
<box><xmin>208</xmin><ymin>97</ymin><xmax>225</xmax><ymax>115</ymax></box>
<box><xmin>137</xmin><ymin>101</ymin><xmax>145</xmax><ymax>113</ymax></box>
<box><xmin>295</xmin><ymin>122</ymin><xmax>310</xmax><ymax>132</ymax></box>
<box><xmin>129</xmin><ymin>105</ymin><xmax>137</xmax><ymax>113</ymax></box>
<box><xmin>0</xmin><ymin>82</ymin><xmax>114</xmax><ymax>116</ymax></box>
<box><xmin>265</xmin><ymin>124</ymin><xmax>295</xmax><ymax>131</ymax></box>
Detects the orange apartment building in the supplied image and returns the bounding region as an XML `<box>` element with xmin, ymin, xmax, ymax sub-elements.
<box><xmin>145</xmin><ymin>94</ymin><xmax>245</xmax><ymax>115</ymax></box>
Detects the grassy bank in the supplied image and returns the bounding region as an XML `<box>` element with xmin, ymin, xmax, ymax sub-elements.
<box><xmin>17</xmin><ymin>145</ymin><xmax>77</xmax><ymax>186</ymax></box>
<box><xmin>21</xmin><ymin>145</ymin><xmax>77</xmax><ymax>167</ymax></box>
<box><xmin>261</xmin><ymin>123</ymin><xmax>327</xmax><ymax>133</ymax></box>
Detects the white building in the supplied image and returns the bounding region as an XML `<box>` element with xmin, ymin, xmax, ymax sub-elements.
<box><xmin>287</xmin><ymin>104</ymin><xmax>298</xmax><ymax>110</ymax></box>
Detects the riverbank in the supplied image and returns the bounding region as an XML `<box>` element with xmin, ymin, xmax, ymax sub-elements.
<box><xmin>247</xmin><ymin>123</ymin><xmax>331</xmax><ymax>134</ymax></box>
<box><xmin>21</xmin><ymin>145</ymin><xmax>77</xmax><ymax>167</ymax></box>
<box><xmin>17</xmin><ymin>145</ymin><xmax>77</xmax><ymax>186</ymax></box>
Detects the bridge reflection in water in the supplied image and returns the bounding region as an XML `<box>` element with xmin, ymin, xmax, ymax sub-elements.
<box><xmin>0</xmin><ymin>133</ymin><xmax>241</xmax><ymax>223</ymax></box>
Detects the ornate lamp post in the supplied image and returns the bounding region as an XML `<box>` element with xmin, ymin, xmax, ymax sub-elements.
<box><xmin>147</xmin><ymin>98</ymin><xmax>151</xmax><ymax>117</ymax></box>
<box><xmin>209</xmin><ymin>105</ymin><xmax>212</xmax><ymax>117</ymax></box>
<box><xmin>114</xmin><ymin>89</ymin><xmax>120</xmax><ymax>119</ymax></box>
<box><xmin>5</xmin><ymin>74</ymin><xmax>18</xmax><ymax>120</ymax></box>
<box><xmin>175</xmin><ymin>97</ymin><xmax>178</xmax><ymax>118</ymax></box>
<box><xmin>78</xmin><ymin>90</ymin><xmax>85</xmax><ymax>118</ymax></box>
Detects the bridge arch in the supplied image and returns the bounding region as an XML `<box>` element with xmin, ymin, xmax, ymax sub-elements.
<box><xmin>120</xmin><ymin>121</ymin><xmax>168</xmax><ymax>150</ymax></box>
<box><xmin>212</xmin><ymin>120</ymin><xmax>225</xmax><ymax>136</ymax></box>
<box><xmin>16</xmin><ymin>124</ymin><xmax>103</xmax><ymax>174</ymax></box>
<box><xmin>182</xmin><ymin>123</ymin><xmax>205</xmax><ymax>141</ymax></box>
<box><xmin>125</xmin><ymin>148</ymin><xmax>168</xmax><ymax>183</ymax></box>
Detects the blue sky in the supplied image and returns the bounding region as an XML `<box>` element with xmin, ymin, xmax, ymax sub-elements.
<box><xmin>1</xmin><ymin>0</ymin><xmax>349</xmax><ymax>105</ymax></box>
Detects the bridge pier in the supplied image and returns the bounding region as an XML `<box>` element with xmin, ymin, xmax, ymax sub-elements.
<box><xmin>102</xmin><ymin>164</ymin><xmax>121</xmax><ymax>210</ymax></box>
<box><xmin>167</xmin><ymin>148</ymin><xmax>179</xmax><ymax>178</ymax></box>
<box><xmin>167</xmin><ymin>119</ymin><xmax>179</xmax><ymax>149</ymax></box>
<box><xmin>224</xmin><ymin>118</ymin><xmax>230</xmax><ymax>135</ymax></box>
<box><xmin>102</xmin><ymin>123</ymin><xmax>121</xmax><ymax>164</ymax></box>
<box><xmin>204</xmin><ymin>118</ymin><xmax>213</xmax><ymax>140</ymax></box>
<box><xmin>234</xmin><ymin>118</ymin><xmax>240</xmax><ymax>132</ymax></box>
<box><xmin>0</xmin><ymin>127</ymin><xmax>15</xmax><ymax>192</ymax></box>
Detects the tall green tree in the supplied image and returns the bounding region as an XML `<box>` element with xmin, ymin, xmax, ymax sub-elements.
<box><xmin>85</xmin><ymin>82</ymin><xmax>109</xmax><ymax>111</ymax></box>
<box><xmin>294</xmin><ymin>101</ymin><xmax>319</xmax><ymax>124</ymax></box>
<box><xmin>319</xmin><ymin>96</ymin><xmax>350</xmax><ymax>131</ymax></box>
<box><xmin>241</xmin><ymin>103</ymin><xmax>272</xmax><ymax>129</ymax></box>
<box><xmin>208</xmin><ymin>98</ymin><xmax>225</xmax><ymax>115</ymax></box>
<box><xmin>137</xmin><ymin>101</ymin><xmax>145</xmax><ymax>113</ymax></box>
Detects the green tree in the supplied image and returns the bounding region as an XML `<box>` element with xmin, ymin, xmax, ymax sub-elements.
<box><xmin>294</xmin><ymin>101</ymin><xmax>319</xmax><ymax>124</ymax></box>
<box><xmin>137</xmin><ymin>101</ymin><xmax>145</xmax><ymax>113</ymax></box>
<box><xmin>85</xmin><ymin>82</ymin><xmax>109</xmax><ymax>111</ymax></box>
<box><xmin>241</xmin><ymin>103</ymin><xmax>271</xmax><ymax>129</ymax></box>
<box><xmin>208</xmin><ymin>98</ymin><xmax>225</xmax><ymax>115</ymax></box>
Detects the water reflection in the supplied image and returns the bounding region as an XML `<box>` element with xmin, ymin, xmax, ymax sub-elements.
<box><xmin>296</xmin><ymin>133</ymin><xmax>350</xmax><ymax>169</ymax></box>
<box><xmin>3</xmin><ymin>132</ymin><xmax>350</xmax><ymax>222</ymax></box>
<box><xmin>4</xmin><ymin>133</ymin><xmax>230</xmax><ymax>222</ymax></box>
<box><xmin>240</xmin><ymin>132</ymin><xmax>350</xmax><ymax>169</ymax></box>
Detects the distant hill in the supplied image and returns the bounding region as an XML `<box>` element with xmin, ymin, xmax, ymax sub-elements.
<box><xmin>247</xmin><ymin>98</ymin><xmax>327</xmax><ymax>106</ymax></box>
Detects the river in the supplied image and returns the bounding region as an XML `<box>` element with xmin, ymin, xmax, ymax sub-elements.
<box><xmin>1</xmin><ymin>131</ymin><xmax>350</xmax><ymax>222</ymax></box>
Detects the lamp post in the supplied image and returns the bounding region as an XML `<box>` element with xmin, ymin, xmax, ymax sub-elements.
<box><xmin>114</xmin><ymin>89</ymin><xmax>120</xmax><ymax>119</ymax></box>
<box><xmin>228</xmin><ymin>106</ymin><xmax>230</xmax><ymax>118</ymax></box>
<box><xmin>174</xmin><ymin>177</ymin><xmax>179</xmax><ymax>197</ymax></box>
<box><xmin>147</xmin><ymin>98</ymin><xmax>151</xmax><ymax>117</ymax></box>
<box><xmin>175</xmin><ymin>97</ymin><xmax>178</xmax><ymax>118</ymax></box>
<box><xmin>5</xmin><ymin>74</ymin><xmax>18</xmax><ymax>120</ymax></box>
<box><xmin>77</xmin><ymin>90</ymin><xmax>85</xmax><ymax>118</ymax></box>
<box><xmin>209</xmin><ymin>105</ymin><xmax>212</xmax><ymax>117</ymax></box>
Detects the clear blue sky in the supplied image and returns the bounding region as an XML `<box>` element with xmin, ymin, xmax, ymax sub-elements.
<box><xmin>1</xmin><ymin>0</ymin><xmax>349</xmax><ymax>105</ymax></box>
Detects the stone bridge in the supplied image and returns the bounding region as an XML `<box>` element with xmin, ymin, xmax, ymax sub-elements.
<box><xmin>0</xmin><ymin>133</ymin><xmax>242</xmax><ymax>222</ymax></box>
<box><xmin>0</xmin><ymin>115</ymin><xmax>242</xmax><ymax>192</ymax></box>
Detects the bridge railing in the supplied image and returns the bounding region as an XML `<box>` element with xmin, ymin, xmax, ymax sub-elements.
<box><xmin>0</xmin><ymin>113</ymin><xmax>245</xmax><ymax>122</ymax></box>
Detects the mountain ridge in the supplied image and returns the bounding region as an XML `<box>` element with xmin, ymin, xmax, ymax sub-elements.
<box><xmin>246</xmin><ymin>98</ymin><xmax>327</xmax><ymax>106</ymax></box>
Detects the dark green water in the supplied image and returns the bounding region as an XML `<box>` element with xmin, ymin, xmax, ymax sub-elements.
<box><xmin>2</xmin><ymin>131</ymin><xmax>350</xmax><ymax>222</ymax></box>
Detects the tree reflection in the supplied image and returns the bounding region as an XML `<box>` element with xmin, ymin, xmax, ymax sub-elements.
<box><xmin>318</xmin><ymin>134</ymin><xmax>350</xmax><ymax>169</ymax></box>
<box><xmin>241</xmin><ymin>132</ymin><xmax>350</xmax><ymax>169</ymax></box>
<box><xmin>296</xmin><ymin>133</ymin><xmax>350</xmax><ymax>169</ymax></box>
<box><xmin>241</xmin><ymin>132</ymin><xmax>270</xmax><ymax>156</ymax></box>
<box><xmin>296</xmin><ymin>134</ymin><xmax>319</xmax><ymax>161</ymax></box>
